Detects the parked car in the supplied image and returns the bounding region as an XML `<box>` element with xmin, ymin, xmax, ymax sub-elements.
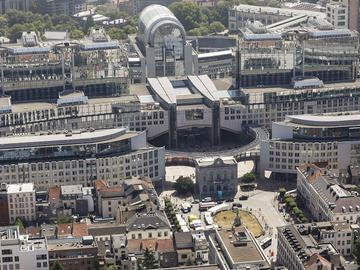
<box><xmin>239</xmin><ymin>195</ymin><xmax>249</xmax><ymax>201</ymax></box>
<box><xmin>233</xmin><ymin>203</ymin><xmax>242</xmax><ymax>208</ymax></box>
<box><xmin>192</xmin><ymin>199</ymin><xmax>200</xmax><ymax>204</ymax></box>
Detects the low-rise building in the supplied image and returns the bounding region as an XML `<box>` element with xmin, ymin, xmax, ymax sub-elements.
<box><xmin>174</xmin><ymin>231</ymin><xmax>209</xmax><ymax>265</ymax></box>
<box><xmin>297</xmin><ymin>164</ymin><xmax>360</xmax><ymax>223</ymax></box>
<box><xmin>195</xmin><ymin>157</ymin><xmax>237</xmax><ymax>200</ymax></box>
<box><xmin>96</xmin><ymin>178</ymin><xmax>158</xmax><ymax>220</ymax></box>
<box><xmin>47</xmin><ymin>236</ymin><xmax>98</xmax><ymax>270</ymax></box>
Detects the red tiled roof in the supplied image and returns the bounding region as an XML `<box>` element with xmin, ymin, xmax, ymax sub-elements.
<box><xmin>127</xmin><ymin>239</ymin><xmax>175</xmax><ymax>253</ymax></box>
<box><xmin>72</xmin><ymin>223</ymin><xmax>88</xmax><ymax>237</ymax></box>
<box><xmin>48</xmin><ymin>186</ymin><xmax>61</xmax><ymax>204</ymax></box>
<box><xmin>57</xmin><ymin>223</ymin><xmax>72</xmax><ymax>236</ymax></box>
<box><xmin>304</xmin><ymin>254</ymin><xmax>332</xmax><ymax>270</ymax></box>
<box><xmin>95</xmin><ymin>179</ymin><xmax>108</xmax><ymax>190</ymax></box>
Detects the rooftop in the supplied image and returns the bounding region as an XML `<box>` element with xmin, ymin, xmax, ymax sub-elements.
<box><xmin>196</xmin><ymin>156</ymin><xmax>237</xmax><ymax>167</ymax></box>
<box><xmin>0</xmin><ymin>128</ymin><xmax>134</xmax><ymax>149</ymax></box>
<box><xmin>7</xmin><ymin>183</ymin><xmax>34</xmax><ymax>194</ymax></box>
<box><xmin>61</xmin><ymin>185</ymin><xmax>83</xmax><ymax>196</ymax></box>
<box><xmin>217</xmin><ymin>226</ymin><xmax>268</xmax><ymax>265</ymax></box>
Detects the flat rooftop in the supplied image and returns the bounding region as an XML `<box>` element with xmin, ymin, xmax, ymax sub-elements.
<box><xmin>242</xmin><ymin>80</ymin><xmax>360</xmax><ymax>95</ymax></box>
<box><xmin>7</xmin><ymin>183</ymin><xmax>34</xmax><ymax>193</ymax></box>
<box><xmin>0</xmin><ymin>128</ymin><xmax>135</xmax><ymax>149</ymax></box>
<box><xmin>285</xmin><ymin>112</ymin><xmax>360</xmax><ymax>128</ymax></box>
<box><xmin>218</xmin><ymin>227</ymin><xmax>266</xmax><ymax>264</ymax></box>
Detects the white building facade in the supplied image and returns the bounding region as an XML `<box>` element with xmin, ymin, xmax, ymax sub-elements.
<box><xmin>6</xmin><ymin>183</ymin><xmax>36</xmax><ymax>224</ymax></box>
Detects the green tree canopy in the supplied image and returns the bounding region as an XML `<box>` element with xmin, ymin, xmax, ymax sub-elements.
<box><xmin>15</xmin><ymin>218</ymin><xmax>25</xmax><ymax>230</ymax></box>
<box><xmin>70</xmin><ymin>29</ymin><xmax>84</xmax><ymax>39</ymax></box>
<box><xmin>209</xmin><ymin>21</ymin><xmax>225</xmax><ymax>33</ymax></box>
<box><xmin>241</xmin><ymin>173</ymin><xmax>256</xmax><ymax>183</ymax></box>
<box><xmin>142</xmin><ymin>248</ymin><xmax>157</xmax><ymax>269</ymax></box>
<box><xmin>173</xmin><ymin>176</ymin><xmax>195</xmax><ymax>195</ymax></box>
<box><xmin>169</xmin><ymin>2</ymin><xmax>207</xmax><ymax>31</ymax></box>
<box><xmin>278</xmin><ymin>188</ymin><xmax>286</xmax><ymax>198</ymax></box>
<box><xmin>51</xmin><ymin>261</ymin><xmax>64</xmax><ymax>270</ymax></box>
<box><xmin>107</xmin><ymin>27</ymin><xmax>127</xmax><ymax>40</ymax></box>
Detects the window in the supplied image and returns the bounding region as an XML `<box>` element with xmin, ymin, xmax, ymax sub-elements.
<box><xmin>2</xmin><ymin>249</ymin><xmax>12</xmax><ymax>255</ymax></box>
<box><xmin>181</xmin><ymin>254</ymin><xmax>187</xmax><ymax>259</ymax></box>
<box><xmin>37</xmin><ymin>262</ymin><xmax>41</xmax><ymax>268</ymax></box>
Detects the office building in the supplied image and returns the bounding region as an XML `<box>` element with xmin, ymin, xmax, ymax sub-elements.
<box><xmin>297</xmin><ymin>164</ymin><xmax>360</xmax><ymax>223</ymax></box>
<box><xmin>45</xmin><ymin>0</ymin><xmax>86</xmax><ymax>16</ymax></box>
<box><xmin>0</xmin><ymin>128</ymin><xmax>165</xmax><ymax>188</ymax></box>
<box><xmin>0</xmin><ymin>0</ymin><xmax>32</xmax><ymax>13</ymax></box>
<box><xmin>228</xmin><ymin>4</ymin><xmax>326</xmax><ymax>31</ymax></box>
<box><xmin>0</xmin><ymin>226</ymin><xmax>49</xmax><ymax>270</ymax></box>
<box><xmin>133</xmin><ymin>5</ymin><xmax>193</xmax><ymax>79</ymax></box>
<box><xmin>0</xmin><ymin>29</ymin><xmax>128</xmax><ymax>103</ymax></box>
<box><xmin>195</xmin><ymin>157</ymin><xmax>237</xmax><ymax>200</ymax></box>
<box><xmin>260</xmin><ymin>111</ymin><xmax>360</xmax><ymax>179</ymax></box>
<box><xmin>326</xmin><ymin>1</ymin><xmax>348</xmax><ymax>28</ymax></box>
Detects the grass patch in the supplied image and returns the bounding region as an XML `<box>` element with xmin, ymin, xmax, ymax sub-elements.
<box><xmin>214</xmin><ymin>210</ymin><xmax>264</xmax><ymax>237</ymax></box>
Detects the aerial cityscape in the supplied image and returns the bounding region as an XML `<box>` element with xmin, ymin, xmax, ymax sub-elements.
<box><xmin>0</xmin><ymin>0</ymin><xmax>360</xmax><ymax>269</ymax></box>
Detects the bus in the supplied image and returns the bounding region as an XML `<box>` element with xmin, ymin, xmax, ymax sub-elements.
<box><xmin>199</xmin><ymin>202</ymin><xmax>216</xmax><ymax>211</ymax></box>
<box><xmin>260</xmin><ymin>237</ymin><xmax>272</xmax><ymax>249</ymax></box>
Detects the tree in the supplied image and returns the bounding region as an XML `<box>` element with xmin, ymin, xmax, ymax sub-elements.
<box><xmin>142</xmin><ymin>248</ymin><xmax>157</xmax><ymax>269</ymax></box>
<box><xmin>173</xmin><ymin>176</ymin><xmax>195</xmax><ymax>195</ymax></box>
<box><xmin>15</xmin><ymin>218</ymin><xmax>25</xmax><ymax>230</ymax></box>
<box><xmin>56</xmin><ymin>214</ymin><xmax>73</xmax><ymax>224</ymax></box>
<box><xmin>241</xmin><ymin>173</ymin><xmax>256</xmax><ymax>183</ymax></box>
<box><xmin>278</xmin><ymin>188</ymin><xmax>286</xmax><ymax>198</ymax></box>
<box><xmin>70</xmin><ymin>29</ymin><xmax>84</xmax><ymax>39</ymax></box>
<box><xmin>169</xmin><ymin>2</ymin><xmax>207</xmax><ymax>31</ymax></box>
<box><xmin>51</xmin><ymin>261</ymin><xmax>64</xmax><ymax>270</ymax></box>
<box><xmin>107</xmin><ymin>27</ymin><xmax>127</xmax><ymax>40</ymax></box>
<box><xmin>209</xmin><ymin>21</ymin><xmax>225</xmax><ymax>33</ymax></box>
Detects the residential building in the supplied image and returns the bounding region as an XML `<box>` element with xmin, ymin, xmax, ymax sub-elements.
<box><xmin>297</xmin><ymin>164</ymin><xmax>360</xmax><ymax>223</ymax></box>
<box><xmin>0</xmin><ymin>226</ymin><xmax>49</xmax><ymax>270</ymax></box>
<box><xmin>0</xmin><ymin>128</ymin><xmax>165</xmax><ymax>188</ymax></box>
<box><xmin>7</xmin><ymin>183</ymin><xmax>36</xmax><ymax>224</ymax></box>
<box><xmin>277</xmin><ymin>224</ymin><xmax>348</xmax><ymax>270</ymax></box>
<box><xmin>127</xmin><ymin>238</ymin><xmax>177</xmax><ymax>268</ymax></box>
<box><xmin>126</xmin><ymin>211</ymin><xmax>172</xmax><ymax>241</ymax></box>
<box><xmin>95</xmin><ymin>178</ymin><xmax>158</xmax><ymax>219</ymax></box>
<box><xmin>0</xmin><ymin>184</ymin><xmax>9</xmax><ymax>226</ymax></box>
<box><xmin>195</xmin><ymin>157</ymin><xmax>237</xmax><ymax>199</ymax></box>
<box><xmin>47</xmin><ymin>236</ymin><xmax>98</xmax><ymax>270</ymax></box>
<box><xmin>174</xmin><ymin>231</ymin><xmax>209</xmax><ymax>265</ymax></box>
<box><xmin>61</xmin><ymin>185</ymin><xmax>83</xmax><ymax>214</ymax></box>
<box><xmin>260</xmin><ymin>112</ymin><xmax>360</xmax><ymax>179</ymax></box>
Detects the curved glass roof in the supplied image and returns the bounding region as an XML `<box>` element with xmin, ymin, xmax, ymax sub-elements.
<box><xmin>138</xmin><ymin>5</ymin><xmax>185</xmax><ymax>46</ymax></box>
